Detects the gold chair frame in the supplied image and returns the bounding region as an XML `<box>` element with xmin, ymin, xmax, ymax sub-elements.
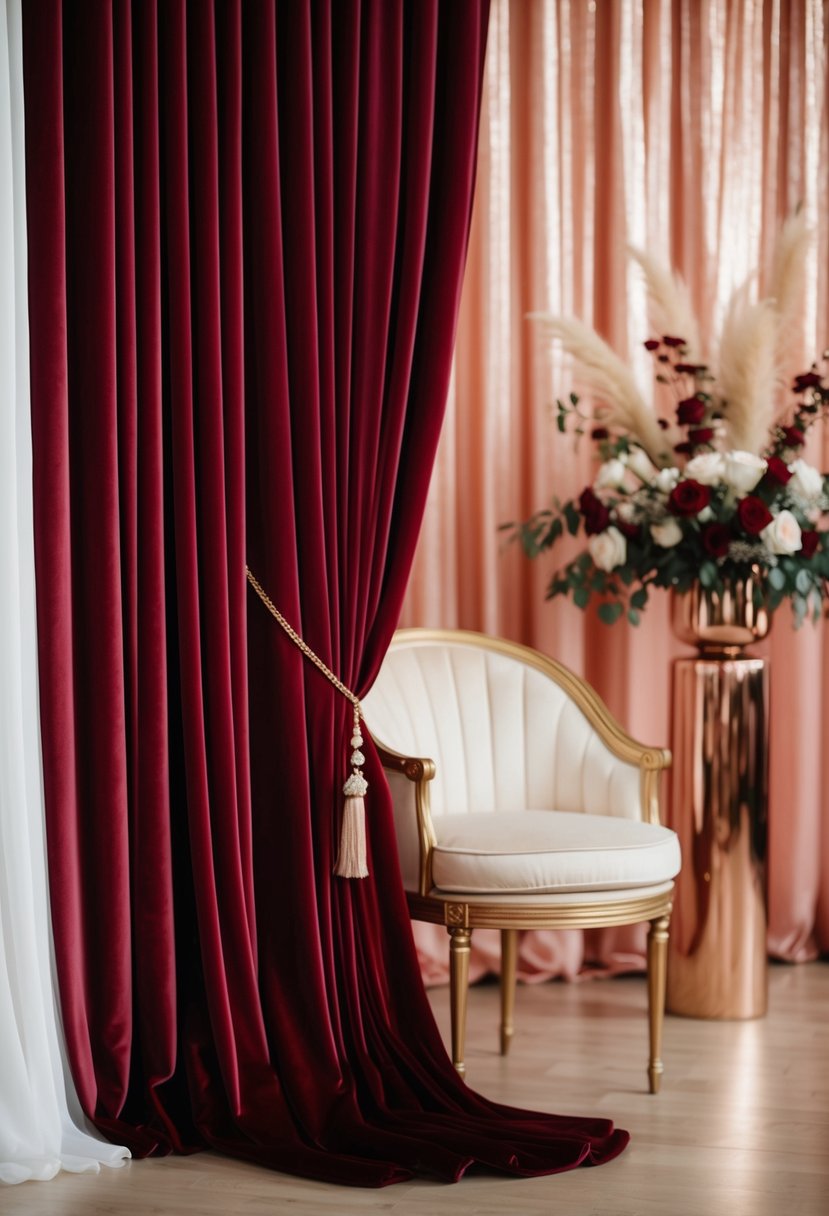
<box><xmin>373</xmin><ymin>628</ymin><xmax>674</xmax><ymax>1094</ymax></box>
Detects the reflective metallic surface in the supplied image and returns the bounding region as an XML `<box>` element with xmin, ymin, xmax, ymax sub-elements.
<box><xmin>667</xmin><ymin>651</ymin><xmax>769</xmax><ymax>1019</ymax></box>
<box><xmin>670</xmin><ymin>574</ymin><xmax>770</xmax><ymax>654</ymax></box>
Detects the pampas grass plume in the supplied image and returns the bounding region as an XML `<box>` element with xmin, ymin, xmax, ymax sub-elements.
<box><xmin>529</xmin><ymin>313</ymin><xmax>672</xmax><ymax>465</ymax></box>
<box><xmin>627</xmin><ymin>246</ymin><xmax>703</xmax><ymax>362</ymax></box>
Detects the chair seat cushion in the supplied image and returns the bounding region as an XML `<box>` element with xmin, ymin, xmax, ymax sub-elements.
<box><xmin>431</xmin><ymin>810</ymin><xmax>681</xmax><ymax>895</ymax></box>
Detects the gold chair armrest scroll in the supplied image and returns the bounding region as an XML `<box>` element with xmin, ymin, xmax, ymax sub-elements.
<box><xmin>375</xmin><ymin>742</ymin><xmax>437</xmax><ymax>897</ymax></box>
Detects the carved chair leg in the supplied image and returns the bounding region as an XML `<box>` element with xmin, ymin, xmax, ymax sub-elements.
<box><xmin>500</xmin><ymin>928</ymin><xmax>518</xmax><ymax>1056</ymax></box>
<box><xmin>646</xmin><ymin>913</ymin><xmax>670</xmax><ymax>1094</ymax></box>
<box><xmin>448</xmin><ymin>925</ymin><xmax>472</xmax><ymax>1076</ymax></box>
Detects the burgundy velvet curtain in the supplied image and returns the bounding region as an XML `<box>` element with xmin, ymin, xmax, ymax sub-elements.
<box><xmin>23</xmin><ymin>0</ymin><xmax>626</xmax><ymax>1186</ymax></box>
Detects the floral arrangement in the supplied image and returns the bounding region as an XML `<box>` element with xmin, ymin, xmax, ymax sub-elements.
<box><xmin>509</xmin><ymin>215</ymin><xmax>829</xmax><ymax>626</ymax></box>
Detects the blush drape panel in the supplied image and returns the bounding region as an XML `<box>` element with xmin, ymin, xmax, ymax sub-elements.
<box><xmin>23</xmin><ymin>0</ymin><xmax>628</xmax><ymax>1185</ymax></box>
<box><xmin>402</xmin><ymin>0</ymin><xmax>829</xmax><ymax>983</ymax></box>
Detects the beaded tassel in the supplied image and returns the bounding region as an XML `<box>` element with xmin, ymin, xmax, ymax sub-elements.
<box><xmin>245</xmin><ymin>567</ymin><xmax>370</xmax><ymax>880</ymax></box>
<box><xmin>334</xmin><ymin>705</ymin><xmax>369</xmax><ymax>878</ymax></box>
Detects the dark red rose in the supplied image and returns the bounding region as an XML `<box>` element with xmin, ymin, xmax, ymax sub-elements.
<box><xmin>800</xmin><ymin>530</ymin><xmax>820</xmax><ymax>558</ymax></box>
<box><xmin>616</xmin><ymin>520</ymin><xmax>640</xmax><ymax>540</ymax></box>
<box><xmin>675</xmin><ymin>362</ymin><xmax>707</xmax><ymax>375</ymax></box>
<box><xmin>689</xmin><ymin>427</ymin><xmax>715</xmax><ymax>445</ymax></box>
<box><xmin>702</xmin><ymin>523</ymin><xmax>731</xmax><ymax>557</ymax></box>
<box><xmin>578</xmin><ymin>487</ymin><xmax>611</xmax><ymax>535</ymax></box>
<box><xmin>781</xmin><ymin>426</ymin><xmax>805</xmax><ymax>447</ymax></box>
<box><xmin>764</xmin><ymin>455</ymin><xmax>793</xmax><ymax>485</ymax></box>
<box><xmin>793</xmin><ymin>371</ymin><xmax>823</xmax><ymax>392</ymax></box>
<box><xmin>673</xmin><ymin>441</ymin><xmax>693</xmax><ymax>455</ymax></box>
<box><xmin>663</xmin><ymin>335</ymin><xmax>686</xmax><ymax>348</ymax></box>
<box><xmin>668</xmin><ymin>479</ymin><xmax>711</xmax><ymax>516</ymax></box>
<box><xmin>591</xmin><ymin>426</ymin><xmax>610</xmax><ymax>440</ymax></box>
<box><xmin>737</xmin><ymin>495</ymin><xmax>773</xmax><ymax>535</ymax></box>
<box><xmin>677</xmin><ymin>397</ymin><xmax>706</xmax><ymax>425</ymax></box>
<box><xmin>644</xmin><ymin>339</ymin><xmax>661</xmax><ymax>351</ymax></box>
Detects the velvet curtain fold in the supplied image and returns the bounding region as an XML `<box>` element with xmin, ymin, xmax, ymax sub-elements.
<box><xmin>22</xmin><ymin>0</ymin><xmax>628</xmax><ymax>1186</ymax></box>
<box><xmin>403</xmin><ymin>0</ymin><xmax>829</xmax><ymax>985</ymax></box>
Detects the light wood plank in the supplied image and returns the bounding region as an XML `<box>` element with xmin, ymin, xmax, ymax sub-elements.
<box><xmin>4</xmin><ymin>962</ymin><xmax>828</xmax><ymax>1215</ymax></box>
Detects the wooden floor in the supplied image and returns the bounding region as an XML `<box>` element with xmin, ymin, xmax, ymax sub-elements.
<box><xmin>6</xmin><ymin>961</ymin><xmax>828</xmax><ymax>1216</ymax></box>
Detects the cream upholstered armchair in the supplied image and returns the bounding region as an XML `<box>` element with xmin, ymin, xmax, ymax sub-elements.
<box><xmin>362</xmin><ymin>628</ymin><xmax>680</xmax><ymax>1094</ymax></box>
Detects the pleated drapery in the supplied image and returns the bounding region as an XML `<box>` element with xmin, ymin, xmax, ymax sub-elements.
<box><xmin>0</xmin><ymin>0</ymin><xmax>128</xmax><ymax>1185</ymax></box>
<box><xmin>22</xmin><ymin>0</ymin><xmax>628</xmax><ymax>1186</ymax></box>
<box><xmin>403</xmin><ymin>0</ymin><xmax>829</xmax><ymax>985</ymax></box>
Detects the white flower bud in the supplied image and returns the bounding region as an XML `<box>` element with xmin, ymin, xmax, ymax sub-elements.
<box><xmin>588</xmin><ymin>526</ymin><xmax>627</xmax><ymax>571</ymax></box>
<box><xmin>650</xmin><ymin>518</ymin><xmax>683</xmax><ymax>548</ymax></box>
<box><xmin>723</xmin><ymin>451</ymin><xmax>766</xmax><ymax>493</ymax></box>
<box><xmin>787</xmin><ymin>458</ymin><xmax>823</xmax><ymax>502</ymax></box>
<box><xmin>760</xmin><ymin>509</ymin><xmax>802</xmax><ymax>555</ymax></box>
<box><xmin>594</xmin><ymin>459</ymin><xmax>628</xmax><ymax>491</ymax></box>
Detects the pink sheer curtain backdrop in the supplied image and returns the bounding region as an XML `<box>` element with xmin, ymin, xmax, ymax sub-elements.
<box><xmin>401</xmin><ymin>0</ymin><xmax>829</xmax><ymax>984</ymax></box>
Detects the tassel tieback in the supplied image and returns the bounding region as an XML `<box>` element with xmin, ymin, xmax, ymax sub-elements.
<box><xmin>245</xmin><ymin>566</ymin><xmax>369</xmax><ymax>879</ymax></box>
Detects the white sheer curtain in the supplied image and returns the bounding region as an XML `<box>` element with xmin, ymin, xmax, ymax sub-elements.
<box><xmin>0</xmin><ymin>0</ymin><xmax>129</xmax><ymax>1185</ymax></box>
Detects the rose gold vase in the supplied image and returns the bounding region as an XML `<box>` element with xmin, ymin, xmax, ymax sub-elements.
<box><xmin>666</xmin><ymin>576</ymin><xmax>769</xmax><ymax>1019</ymax></box>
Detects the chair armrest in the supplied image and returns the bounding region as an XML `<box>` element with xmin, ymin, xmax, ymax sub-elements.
<box><xmin>374</xmin><ymin>742</ymin><xmax>437</xmax><ymax>897</ymax></box>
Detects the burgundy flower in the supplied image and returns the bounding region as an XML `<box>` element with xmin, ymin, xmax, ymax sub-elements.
<box><xmin>702</xmin><ymin>523</ymin><xmax>731</xmax><ymax>558</ymax></box>
<box><xmin>688</xmin><ymin>427</ymin><xmax>715</xmax><ymax>445</ymax></box>
<box><xmin>781</xmin><ymin>426</ymin><xmax>805</xmax><ymax>447</ymax></box>
<box><xmin>668</xmin><ymin>479</ymin><xmax>711</xmax><ymax>516</ymax></box>
<box><xmin>800</xmin><ymin>530</ymin><xmax>820</xmax><ymax>558</ymax></box>
<box><xmin>673</xmin><ymin>441</ymin><xmax>693</xmax><ymax>456</ymax></box>
<box><xmin>663</xmin><ymin>335</ymin><xmax>686</xmax><ymax>348</ymax></box>
<box><xmin>737</xmin><ymin>496</ymin><xmax>773</xmax><ymax>535</ymax></box>
<box><xmin>616</xmin><ymin>520</ymin><xmax>640</xmax><ymax>540</ymax></box>
<box><xmin>591</xmin><ymin>426</ymin><xmax>610</xmax><ymax>440</ymax></box>
<box><xmin>793</xmin><ymin>371</ymin><xmax>823</xmax><ymax>393</ymax></box>
<box><xmin>643</xmin><ymin>339</ymin><xmax>661</xmax><ymax>351</ymax></box>
<box><xmin>578</xmin><ymin>487</ymin><xmax>611</xmax><ymax>535</ymax></box>
<box><xmin>677</xmin><ymin>397</ymin><xmax>706</xmax><ymax>426</ymax></box>
<box><xmin>764</xmin><ymin>455</ymin><xmax>792</xmax><ymax>486</ymax></box>
<box><xmin>675</xmin><ymin>362</ymin><xmax>707</xmax><ymax>375</ymax></box>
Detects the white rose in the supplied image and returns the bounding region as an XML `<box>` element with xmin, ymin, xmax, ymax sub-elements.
<box><xmin>627</xmin><ymin>448</ymin><xmax>656</xmax><ymax>482</ymax></box>
<box><xmin>652</xmin><ymin>467</ymin><xmax>680</xmax><ymax>494</ymax></box>
<box><xmin>615</xmin><ymin>500</ymin><xmax>636</xmax><ymax>523</ymax></box>
<box><xmin>760</xmin><ymin>509</ymin><xmax>802</xmax><ymax>555</ymax></box>
<box><xmin>684</xmin><ymin>452</ymin><xmax>726</xmax><ymax>485</ymax></box>
<box><xmin>788</xmin><ymin>458</ymin><xmax>824</xmax><ymax>502</ymax></box>
<box><xmin>650</xmin><ymin>518</ymin><xmax>683</xmax><ymax>548</ymax></box>
<box><xmin>723</xmin><ymin>451</ymin><xmax>767</xmax><ymax>494</ymax></box>
<box><xmin>588</xmin><ymin>526</ymin><xmax>627</xmax><ymax>571</ymax></box>
<box><xmin>594</xmin><ymin>458</ymin><xmax>628</xmax><ymax>491</ymax></box>
<box><xmin>697</xmin><ymin>505</ymin><xmax>715</xmax><ymax>523</ymax></box>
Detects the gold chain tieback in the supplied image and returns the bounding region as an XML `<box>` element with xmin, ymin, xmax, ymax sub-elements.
<box><xmin>245</xmin><ymin>566</ymin><xmax>368</xmax><ymax>879</ymax></box>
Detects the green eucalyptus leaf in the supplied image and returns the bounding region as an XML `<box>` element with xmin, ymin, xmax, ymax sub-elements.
<box><xmin>563</xmin><ymin>502</ymin><xmax>581</xmax><ymax>536</ymax></box>
<box><xmin>597</xmin><ymin>601</ymin><xmax>624</xmax><ymax>625</ymax></box>
<box><xmin>768</xmin><ymin>566</ymin><xmax>786</xmax><ymax>591</ymax></box>
<box><xmin>795</xmin><ymin>568</ymin><xmax>812</xmax><ymax>595</ymax></box>
<box><xmin>573</xmin><ymin>586</ymin><xmax>590</xmax><ymax>609</ymax></box>
<box><xmin>699</xmin><ymin>561</ymin><xmax>717</xmax><ymax>588</ymax></box>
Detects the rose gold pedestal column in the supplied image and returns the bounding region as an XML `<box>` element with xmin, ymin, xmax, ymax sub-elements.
<box><xmin>666</xmin><ymin>583</ymin><xmax>769</xmax><ymax>1019</ymax></box>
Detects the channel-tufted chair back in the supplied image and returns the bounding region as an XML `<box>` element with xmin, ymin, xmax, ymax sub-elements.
<box><xmin>363</xmin><ymin>632</ymin><xmax>643</xmax><ymax>822</ymax></box>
